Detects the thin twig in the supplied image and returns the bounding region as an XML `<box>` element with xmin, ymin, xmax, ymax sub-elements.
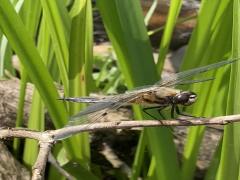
<box><xmin>31</xmin><ymin>133</ymin><xmax>54</xmax><ymax>180</ymax></box>
<box><xmin>32</xmin><ymin>141</ymin><xmax>53</xmax><ymax>180</ymax></box>
<box><xmin>1</xmin><ymin>114</ymin><xmax>240</xmax><ymax>179</ymax></box>
<box><xmin>52</xmin><ymin>114</ymin><xmax>240</xmax><ymax>140</ymax></box>
<box><xmin>0</xmin><ymin>128</ymin><xmax>43</xmax><ymax>140</ymax></box>
<box><xmin>48</xmin><ymin>153</ymin><xmax>75</xmax><ymax>180</ymax></box>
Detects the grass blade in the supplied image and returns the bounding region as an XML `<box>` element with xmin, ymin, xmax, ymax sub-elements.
<box><xmin>67</xmin><ymin>0</ymin><xmax>93</xmax><ymax>167</ymax></box>
<box><xmin>144</xmin><ymin>0</ymin><xmax>158</xmax><ymax>25</ymax></box>
<box><xmin>97</xmin><ymin>1</ymin><xmax>180</xmax><ymax>179</ymax></box>
<box><xmin>180</xmin><ymin>1</ymin><xmax>234</xmax><ymax>180</ymax></box>
<box><xmin>0</xmin><ymin>0</ymin><xmax>67</xmax><ymax>127</ymax></box>
<box><xmin>131</xmin><ymin>131</ymin><xmax>147</xmax><ymax>180</ymax></box>
<box><xmin>156</xmin><ymin>0</ymin><xmax>182</xmax><ymax>73</ymax></box>
<box><xmin>23</xmin><ymin>90</ymin><xmax>44</xmax><ymax>167</ymax></box>
<box><xmin>13</xmin><ymin>0</ymin><xmax>42</xmax><ymax>157</ymax></box>
<box><xmin>0</xmin><ymin>0</ymin><xmax>83</xmax><ymax>162</ymax></box>
<box><xmin>0</xmin><ymin>36</ymin><xmax>13</xmax><ymax>77</ymax></box>
<box><xmin>40</xmin><ymin>0</ymin><xmax>69</xmax><ymax>91</ymax></box>
<box><xmin>215</xmin><ymin>0</ymin><xmax>240</xmax><ymax>179</ymax></box>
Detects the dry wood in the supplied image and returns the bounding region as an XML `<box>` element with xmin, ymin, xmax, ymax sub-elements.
<box><xmin>0</xmin><ymin>114</ymin><xmax>240</xmax><ymax>179</ymax></box>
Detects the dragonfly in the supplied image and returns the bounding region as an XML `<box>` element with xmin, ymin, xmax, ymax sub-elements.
<box><xmin>60</xmin><ymin>58</ymin><xmax>239</xmax><ymax>126</ymax></box>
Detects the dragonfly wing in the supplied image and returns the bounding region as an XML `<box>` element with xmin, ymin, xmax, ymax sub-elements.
<box><xmin>68</xmin><ymin>109</ymin><xmax>108</xmax><ymax>126</ymax></box>
<box><xmin>59</xmin><ymin>97</ymin><xmax>102</xmax><ymax>103</ymax></box>
<box><xmin>58</xmin><ymin>96</ymin><xmax>118</xmax><ymax>103</ymax></box>
<box><xmin>71</xmin><ymin>101</ymin><xmax>117</xmax><ymax>117</ymax></box>
<box><xmin>68</xmin><ymin>92</ymin><xmax>142</xmax><ymax>126</ymax></box>
<box><xmin>155</xmin><ymin>58</ymin><xmax>238</xmax><ymax>87</ymax></box>
<box><xmin>176</xmin><ymin>77</ymin><xmax>215</xmax><ymax>86</ymax></box>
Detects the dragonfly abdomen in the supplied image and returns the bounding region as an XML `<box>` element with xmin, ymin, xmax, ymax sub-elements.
<box><xmin>129</xmin><ymin>92</ymin><xmax>172</xmax><ymax>107</ymax></box>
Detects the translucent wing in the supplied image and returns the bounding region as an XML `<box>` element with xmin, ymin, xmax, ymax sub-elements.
<box><xmin>173</xmin><ymin>77</ymin><xmax>215</xmax><ymax>86</ymax></box>
<box><xmin>59</xmin><ymin>97</ymin><xmax>103</xmax><ymax>103</ymax></box>
<box><xmin>65</xmin><ymin>58</ymin><xmax>238</xmax><ymax>126</ymax></box>
<box><xmin>58</xmin><ymin>96</ymin><xmax>122</xmax><ymax>104</ymax></box>
<box><xmin>67</xmin><ymin>92</ymin><xmax>141</xmax><ymax>126</ymax></box>
<box><xmin>154</xmin><ymin>58</ymin><xmax>238</xmax><ymax>87</ymax></box>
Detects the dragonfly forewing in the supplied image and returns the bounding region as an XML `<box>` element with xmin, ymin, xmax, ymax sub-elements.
<box><xmin>66</xmin><ymin>92</ymin><xmax>140</xmax><ymax>125</ymax></box>
<box><xmin>154</xmin><ymin>58</ymin><xmax>239</xmax><ymax>87</ymax></box>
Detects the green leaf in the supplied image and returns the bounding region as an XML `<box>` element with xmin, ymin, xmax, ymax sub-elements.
<box><xmin>156</xmin><ymin>0</ymin><xmax>182</xmax><ymax>73</ymax></box>
<box><xmin>67</xmin><ymin>0</ymin><xmax>93</xmax><ymax>168</ymax></box>
<box><xmin>180</xmin><ymin>1</ymin><xmax>234</xmax><ymax>180</ymax></box>
<box><xmin>23</xmin><ymin>90</ymin><xmax>44</xmax><ymax>167</ymax></box>
<box><xmin>0</xmin><ymin>36</ymin><xmax>13</xmax><ymax>77</ymax></box>
<box><xmin>0</xmin><ymin>0</ymin><xmax>67</xmax><ymax>127</ymax></box>
<box><xmin>0</xmin><ymin>0</ymin><xmax>81</xmax><ymax>162</ymax></box>
<box><xmin>69</xmin><ymin>0</ymin><xmax>82</xmax><ymax>18</ymax></box>
<box><xmin>131</xmin><ymin>131</ymin><xmax>147</xmax><ymax>180</ymax></box>
<box><xmin>40</xmin><ymin>0</ymin><xmax>70</xmax><ymax>92</ymax></box>
<box><xmin>144</xmin><ymin>0</ymin><xmax>158</xmax><ymax>25</ymax></box>
<box><xmin>215</xmin><ymin>0</ymin><xmax>240</xmax><ymax>179</ymax></box>
<box><xmin>13</xmin><ymin>0</ymin><xmax>42</xmax><ymax>158</ymax></box>
<box><xmin>0</xmin><ymin>0</ymin><xmax>24</xmax><ymax>77</ymax></box>
<box><xmin>97</xmin><ymin>1</ymin><xmax>180</xmax><ymax>179</ymax></box>
<box><xmin>204</xmin><ymin>138</ymin><xmax>223</xmax><ymax>180</ymax></box>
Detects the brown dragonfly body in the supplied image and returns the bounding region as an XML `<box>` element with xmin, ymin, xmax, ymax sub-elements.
<box><xmin>128</xmin><ymin>87</ymin><xmax>196</xmax><ymax>107</ymax></box>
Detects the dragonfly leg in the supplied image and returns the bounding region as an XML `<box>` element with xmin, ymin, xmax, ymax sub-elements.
<box><xmin>175</xmin><ymin>106</ymin><xmax>197</xmax><ymax>118</ymax></box>
<box><xmin>176</xmin><ymin>107</ymin><xmax>221</xmax><ymax>130</ymax></box>
<box><xmin>171</xmin><ymin>104</ymin><xmax>175</xmax><ymax>118</ymax></box>
<box><xmin>143</xmin><ymin>106</ymin><xmax>173</xmax><ymax>132</ymax></box>
<box><xmin>174</xmin><ymin>105</ymin><xmax>198</xmax><ymax>125</ymax></box>
<box><xmin>142</xmin><ymin>106</ymin><xmax>167</xmax><ymax>119</ymax></box>
<box><xmin>157</xmin><ymin>108</ymin><xmax>167</xmax><ymax>120</ymax></box>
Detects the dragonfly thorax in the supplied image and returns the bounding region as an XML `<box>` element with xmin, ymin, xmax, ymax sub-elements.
<box><xmin>173</xmin><ymin>91</ymin><xmax>197</xmax><ymax>106</ymax></box>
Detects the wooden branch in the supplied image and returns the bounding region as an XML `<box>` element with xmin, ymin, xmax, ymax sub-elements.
<box><xmin>1</xmin><ymin>114</ymin><xmax>240</xmax><ymax>179</ymax></box>
<box><xmin>48</xmin><ymin>153</ymin><xmax>75</xmax><ymax>180</ymax></box>
<box><xmin>32</xmin><ymin>142</ymin><xmax>53</xmax><ymax>180</ymax></box>
<box><xmin>0</xmin><ymin>128</ymin><xmax>43</xmax><ymax>140</ymax></box>
<box><xmin>52</xmin><ymin>114</ymin><xmax>240</xmax><ymax>140</ymax></box>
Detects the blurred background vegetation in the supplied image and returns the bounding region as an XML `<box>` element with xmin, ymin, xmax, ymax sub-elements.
<box><xmin>0</xmin><ymin>0</ymin><xmax>240</xmax><ymax>179</ymax></box>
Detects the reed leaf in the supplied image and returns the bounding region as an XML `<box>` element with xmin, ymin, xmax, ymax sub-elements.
<box><xmin>97</xmin><ymin>1</ymin><xmax>180</xmax><ymax>179</ymax></box>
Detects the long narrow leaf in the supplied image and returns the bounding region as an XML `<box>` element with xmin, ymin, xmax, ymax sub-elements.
<box><xmin>216</xmin><ymin>0</ymin><xmax>240</xmax><ymax>179</ymax></box>
<box><xmin>23</xmin><ymin>90</ymin><xmax>44</xmax><ymax>167</ymax></box>
<box><xmin>0</xmin><ymin>0</ymin><xmax>82</xmax><ymax>161</ymax></box>
<box><xmin>180</xmin><ymin>1</ymin><xmax>233</xmax><ymax>180</ymax></box>
<box><xmin>13</xmin><ymin>0</ymin><xmax>42</xmax><ymax>157</ymax></box>
<box><xmin>40</xmin><ymin>0</ymin><xmax>69</xmax><ymax>92</ymax></box>
<box><xmin>67</xmin><ymin>0</ymin><xmax>93</xmax><ymax>169</ymax></box>
<box><xmin>97</xmin><ymin>1</ymin><xmax>180</xmax><ymax>179</ymax></box>
<box><xmin>156</xmin><ymin>0</ymin><xmax>182</xmax><ymax>73</ymax></box>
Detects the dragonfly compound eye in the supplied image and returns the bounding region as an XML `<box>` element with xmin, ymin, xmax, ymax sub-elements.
<box><xmin>176</xmin><ymin>91</ymin><xmax>197</xmax><ymax>106</ymax></box>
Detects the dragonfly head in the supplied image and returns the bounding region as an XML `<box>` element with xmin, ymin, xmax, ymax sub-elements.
<box><xmin>175</xmin><ymin>91</ymin><xmax>197</xmax><ymax>106</ymax></box>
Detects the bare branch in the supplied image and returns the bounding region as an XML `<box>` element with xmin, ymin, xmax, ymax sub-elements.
<box><xmin>0</xmin><ymin>128</ymin><xmax>43</xmax><ymax>140</ymax></box>
<box><xmin>1</xmin><ymin>114</ymin><xmax>240</xmax><ymax>141</ymax></box>
<box><xmin>32</xmin><ymin>141</ymin><xmax>53</xmax><ymax>180</ymax></box>
<box><xmin>52</xmin><ymin>114</ymin><xmax>240</xmax><ymax>140</ymax></box>
<box><xmin>48</xmin><ymin>153</ymin><xmax>75</xmax><ymax>180</ymax></box>
<box><xmin>1</xmin><ymin>114</ymin><xmax>240</xmax><ymax>179</ymax></box>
